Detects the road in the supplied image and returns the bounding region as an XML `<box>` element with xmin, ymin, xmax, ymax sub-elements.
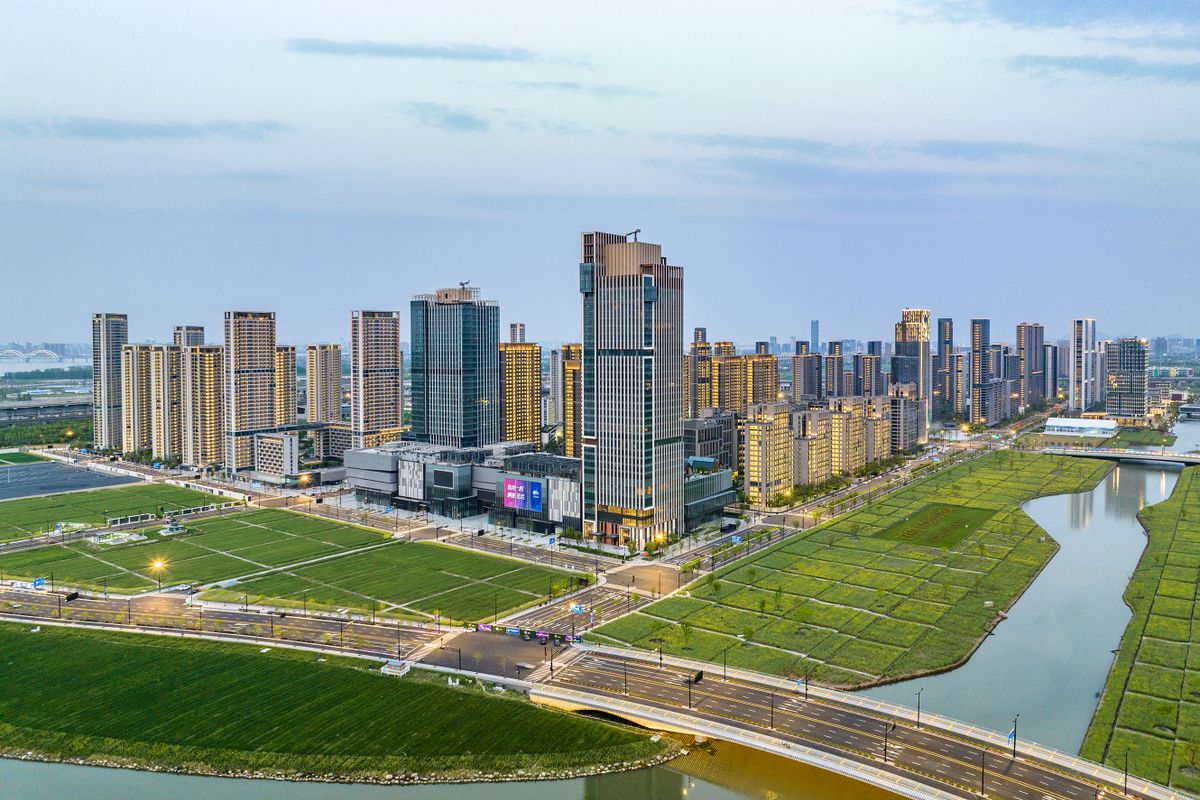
<box><xmin>548</xmin><ymin>648</ymin><xmax>1164</xmax><ymax>800</ymax></box>
<box><xmin>0</xmin><ymin>588</ymin><xmax>439</xmax><ymax>660</ymax></box>
<box><xmin>503</xmin><ymin>585</ymin><xmax>650</xmax><ymax>635</ymax></box>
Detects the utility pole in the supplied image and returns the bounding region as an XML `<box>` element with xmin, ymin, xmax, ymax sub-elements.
<box><xmin>623</xmin><ymin>658</ymin><xmax>628</xmax><ymax>695</ymax></box>
<box><xmin>980</xmin><ymin>750</ymin><xmax>986</xmax><ymax>795</ymax></box>
<box><xmin>770</xmin><ymin>693</ymin><xmax>775</xmax><ymax>730</ymax></box>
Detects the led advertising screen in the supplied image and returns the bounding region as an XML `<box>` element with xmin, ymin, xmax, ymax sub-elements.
<box><xmin>502</xmin><ymin>477</ymin><xmax>543</xmax><ymax>512</ymax></box>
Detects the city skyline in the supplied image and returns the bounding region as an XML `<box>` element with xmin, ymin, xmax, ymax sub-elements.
<box><xmin>3</xmin><ymin>1</ymin><xmax>1199</xmax><ymax>344</ymax></box>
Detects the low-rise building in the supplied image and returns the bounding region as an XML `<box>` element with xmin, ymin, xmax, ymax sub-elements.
<box><xmin>253</xmin><ymin>431</ymin><xmax>299</xmax><ymax>483</ymax></box>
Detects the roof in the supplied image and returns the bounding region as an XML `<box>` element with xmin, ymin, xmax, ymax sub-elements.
<box><xmin>1045</xmin><ymin>417</ymin><xmax>1117</xmax><ymax>432</ymax></box>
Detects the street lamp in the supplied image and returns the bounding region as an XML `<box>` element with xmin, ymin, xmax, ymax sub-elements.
<box><xmin>915</xmin><ymin>687</ymin><xmax>924</xmax><ymax>730</ymax></box>
<box><xmin>151</xmin><ymin>560</ymin><xmax>167</xmax><ymax>591</ymax></box>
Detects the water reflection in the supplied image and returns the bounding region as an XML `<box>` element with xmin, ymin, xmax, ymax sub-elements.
<box><xmin>0</xmin><ymin>741</ymin><xmax>905</xmax><ymax>800</ymax></box>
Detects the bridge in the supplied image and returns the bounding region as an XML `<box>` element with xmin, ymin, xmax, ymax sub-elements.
<box><xmin>1181</xmin><ymin>404</ymin><xmax>1200</xmax><ymax>419</ymax></box>
<box><xmin>521</xmin><ymin>643</ymin><xmax>1187</xmax><ymax>800</ymax></box>
<box><xmin>1043</xmin><ymin>446</ymin><xmax>1200</xmax><ymax>467</ymax></box>
<box><xmin>0</xmin><ymin>349</ymin><xmax>63</xmax><ymax>362</ymax></box>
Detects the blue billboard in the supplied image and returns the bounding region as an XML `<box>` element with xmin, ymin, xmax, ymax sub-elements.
<box><xmin>502</xmin><ymin>477</ymin><xmax>543</xmax><ymax>512</ymax></box>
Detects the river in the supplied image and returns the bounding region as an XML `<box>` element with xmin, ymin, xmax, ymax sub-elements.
<box><xmin>861</xmin><ymin>418</ymin><xmax>1199</xmax><ymax>754</ymax></box>
<box><xmin>3</xmin><ymin>421</ymin><xmax>1196</xmax><ymax>798</ymax></box>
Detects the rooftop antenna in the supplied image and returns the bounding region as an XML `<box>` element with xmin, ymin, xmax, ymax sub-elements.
<box><xmin>626</xmin><ymin>228</ymin><xmax>641</xmax><ymax>242</ymax></box>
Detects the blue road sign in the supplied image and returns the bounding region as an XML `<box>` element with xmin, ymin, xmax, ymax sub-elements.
<box><xmin>32</xmin><ymin>577</ymin><xmax>46</xmax><ymax>589</ymax></box>
<box><xmin>385</xmin><ymin>506</ymin><xmax>393</xmax><ymax>513</ymax></box>
<box><xmin>571</xmin><ymin>603</ymin><xmax>584</xmax><ymax>614</ymax></box>
<box><xmin>548</xmin><ymin>536</ymin><xmax>556</xmax><ymax>546</ymax></box>
<box><xmin>731</xmin><ymin>535</ymin><xmax>743</xmax><ymax>544</ymax></box>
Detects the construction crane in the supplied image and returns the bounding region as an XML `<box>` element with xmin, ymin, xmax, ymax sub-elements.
<box><xmin>626</xmin><ymin>229</ymin><xmax>640</xmax><ymax>242</ymax></box>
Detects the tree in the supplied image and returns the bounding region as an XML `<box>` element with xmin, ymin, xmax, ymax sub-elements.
<box><xmin>757</xmin><ymin>596</ymin><xmax>767</xmax><ymax>617</ymax></box>
<box><xmin>681</xmin><ymin>622</ymin><xmax>693</xmax><ymax>650</ymax></box>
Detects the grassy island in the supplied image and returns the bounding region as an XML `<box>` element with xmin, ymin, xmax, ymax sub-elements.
<box><xmin>1082</xmin><ymin>466</ymin><xmax>1200</xmax><ymax>793</ymax></box>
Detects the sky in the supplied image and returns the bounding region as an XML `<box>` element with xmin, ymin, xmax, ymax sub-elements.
<box><xmin>2</xmin><ymin>0</ymin><xmax>1198</xmax><ymax>348</ymax></box>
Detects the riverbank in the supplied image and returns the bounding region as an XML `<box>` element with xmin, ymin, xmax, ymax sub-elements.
<box><xmin>1081</xmin><ymin>465</ymin><xmax>1200</xmax><ymax>794</ymax></box>
<box><xmin>0</xmin><ymin>622</ymin><xmax>676</xmax><ymax>784</ymax></box>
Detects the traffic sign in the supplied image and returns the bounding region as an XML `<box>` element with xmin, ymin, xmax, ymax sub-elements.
<box><xmin>548</xmin><ymin>536</ymin><xmax>556</xmax><ymax>546</ymax></box>
<box><xmin>32</xmin><ymin>577</ymin><xmax>45</xmax><ymax>589</ymax></box>
<box><xmin>571</xmin><ymin>603</ymin><xmax>584</xmax><ymax>614</ymax></box>
<box><xmin>731</xmin><ymin>535</ymin><xmax>743</xmax><ymax>544</ymax></box>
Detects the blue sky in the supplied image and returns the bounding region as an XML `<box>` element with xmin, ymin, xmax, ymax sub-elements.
<box><xmin>1</xmin><ymin>1</ymin><xmax>1198</xmax><ymax>347</ymax></box>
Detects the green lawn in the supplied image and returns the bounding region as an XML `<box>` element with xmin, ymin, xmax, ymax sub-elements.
<box><xmin>1103</xmin><ymin>428</ymin><xmax>1178</xmax><ymax>449</ymax></box>
<box><xmin>0</xmin><ymin>508</ymin><xmax>580</xmax><ymax>622</ymax></box>
<box><xmin>0</xmin><ymin>451</ymin><xmax>47</xmax><ymax>466</ymax></box>
<box><xmin>1081</xmin><ymin>467</ymin><xmax>1200</xmax><ymax>793</ymax></box>
<box><xmin>0</xmin><ymin>622</ymin><xmax>664</xmax><ymax>779</ymax></box>
<box><xmin>875</xmin><ymin>503</ymin><xmax>994</xmax><ymax>548</ymax></box>
<box><xmin>592</xmin><ymin>451</ymin><xmax>1112</xmax><ymax>688</ymax></box>
<box><xmin>0</xmin><ymin>482</ymin><xmax>216</xmax><ymax>542</ymax></box>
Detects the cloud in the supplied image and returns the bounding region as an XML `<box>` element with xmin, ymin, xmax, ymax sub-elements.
<box><xmin>1010</xmin><ymin>54</ymin><xmax>1200</xmax><ymax>83</ymax></box>
<box><xmin>400</xmin><ymin>102</ymin><xmax>489</xmax><ymax>133</ymax></box>
<box><xmin>287</xmin><ymin>38</ymin><xmax>539</xmax><ymax>63</ymax></box>
<box><xmin>910</xmin><ymin>140</ymin><xmax>1065</xmax><ymax>161</ymax></box>
<box><xmin>1136</xmin><ymin>139</ymin><xmax>1200</xmax><ymax>155</ymax></box>
<box><xmin>675</xmin><ymin>133</ymin><xmax>850</xmax><ymax>157</ymax></box>
<box><xmin>923</xmin><ymin>1</ymin><xmax>1200</xmax><ymax>28</ymax></box>
<box><xmin>0</xmin><ymin>116</ymin><xmax>290</xmax><ymax>141</ymax></box>
<box><xmin>509</xmin><ymin>81</ymin><xmax>659</xmax><ymax>98</ymax></box>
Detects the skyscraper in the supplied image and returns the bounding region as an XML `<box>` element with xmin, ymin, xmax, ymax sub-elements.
<box><xmin>223</xmin><ymin>311</ymin><xmax>277</xmax><ymax>470</ymax></box>
<box><xmin>410</xmin><ymin>287</ymin><xmax>501</xmax><ymax>448</ymax></box>
<box><xmin>1068</xmin><ymin>318</ymin><xmax>1098</xmax><ymax>411</ymax></box>
<box><xmin>893</xmin><ymin>309</ymin><xmax>931</xmax><ymax>442</ymax></box>
<box><xmin>1043</xmin><ymin>343</ymin><xmax>1060</xmax><ymax>401</ymax></box>
<box><xmin>853</xmin><ymin>353</ymin><xmax>883</xmax><ymax>396</ymax></box>
<box><xmin>121</xmin><ymin>343</ymin><xmax>154</xmax><ymax>455</ymax></box>
<box><xmin>810</xmin><ymin>320</ymin><xmax>819</xmax><ymax>353</ymax></box>
<box><xmin>274</xmin><ymin>345</ymin><xmax>297</xmax><ymax>427</ymax></box>
<box><xmin>509</xmin><ymin>322</ymin><xmax>526</xmax><ymax>344</ymax></box>
<box><xmin>580</xmin><ymin>231</ymin><xmax>683</xmax><ymax>548</ymax></box>
<box><xmin>934</xmin><ymin>317</ymin><xmax>954</xmax><ymax>419</ymax></box>
<box><xmin>91</xmin><ymin>313</ymin><xmax>128</xmax><ymax>450</ymax></box>
<box><xmin>688</xmin><ymin>327</ymin><xmax>713</xmax><ymax>418</ymax></box>
<box><xmin>792</xmin><ymin>352</ymin><xmax>823</xmax><ymax>401</ymax></box>
<box><xmin>306</xmin><ymin>344</ymin><xmax>342</xmax><ymax>425</ymax></box>
<box><xmin>499</xmin><ymin>332</ymin><xmax>542</xmax><ymax>444</ymax></box>
<box><xmin>744</xmin><ymin>402</ymin><xmax>793</xmax><ymax>507</ymax></box>
<box><xmin>561</xmin><ymin>343</ymin><xmax>582</xmax><ymax>457</ymax></box>
<box><xmin>173</xmin><ymin>325</ymin><xmax>204</xmax><ymax>348</ymax></box>
<box><xmin>350</xmin><ymin>310</ymin><xmax>405</xmax><ymax>449</ymax></box>
<box><xmin>1015</xmin><ymin>322</ymin><xmax>1045</xmax><ymax>409</ymax></box>
<box><xmin>1105</xmin><ymin>338</ymin><xmax>1149</xmax><ymax>421</ymax></box>
<box><xmin>182</xmin><ymin>344</ymin><xmax>224</xmax><ymax>467</ymax></box>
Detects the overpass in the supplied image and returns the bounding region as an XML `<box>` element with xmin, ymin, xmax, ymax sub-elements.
<box><xmin>1043</xmin><ymin>446</ymin><xmax>1200</xmax><ymax>467</ymax></box>
<box><xmin>1181</xmin><ymin>404</ymin><xmax>1200</xmax><ymax>418</ymax></box>
<box><xmin>535</xmin><ymin>643</ymin><xmax>1188</xmax><ymax>800</ymax></box>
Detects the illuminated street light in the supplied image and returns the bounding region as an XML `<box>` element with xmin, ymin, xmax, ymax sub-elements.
<box><xmin>151</xmin><ymin>560</ymin><xmax>167</xmax><ymax>591</ymax></box>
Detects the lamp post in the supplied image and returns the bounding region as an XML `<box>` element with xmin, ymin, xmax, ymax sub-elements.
<box><xmin>1124</xmin><ymin>748</ymin><xmax>1130</xmax><ymax>795</ymax></box>
<box><xmin>915</xmin><ymin>687</ymin><xmax>924</xmax><ymax>730</ymax></box>
<box><xmin>151</xmin><ymin>560</ymin><xmax>166</xmax><ymax>591</ymax></box>
<box><xmin>1011</xmin><ymin>713</ymin><xmax>1020</xmax><ymax>759</ymax></box>
<box><xmin>623</xmin><ymin>658</ymin><xmax>628</xmax><ymax>695</ymax></box>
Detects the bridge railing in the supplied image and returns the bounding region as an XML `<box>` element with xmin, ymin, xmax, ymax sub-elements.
<box><xmin>577</xmin><ymin>641</ymin><xmax>1191</xmax><ymax>800</ymax></box>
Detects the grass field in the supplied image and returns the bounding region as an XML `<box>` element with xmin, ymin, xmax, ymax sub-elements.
<box><xmin>0</xmin><ymin>622</ymin><xmax>665</xmax><ymax>779</ymax></box>
<box><xmin>1081</xmin><ymin>467</ymin><xmax>1200</xmax><ymax>793</ymax></box>
<box><xmin>591</xmin><ymin>451</ymin><xmax>1112</xmax><ymax>688</ymax></box>
<box><xmin>0</xmin><ymin>482</ymin><xmax>216</xmax><ymax>542</ymax></box>
<box><xmin>0</xmin><ymin>451</ymin><xmax>47</xmax><ymax>466</ymax></box>
<box><xmin>1103</xmin><ymin>428</ymin><xmax>1178</xmax><ymax>449</ymax></box>
<box><xmin>0</xmin><ymin>508</ymin><xmax>579</xmax><ymax>622</ymax></box>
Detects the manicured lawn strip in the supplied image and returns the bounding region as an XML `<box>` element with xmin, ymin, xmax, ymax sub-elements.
<box><xmin>0</xmin><ymin>452</ymin><xmax>47</xmax><ymax>465</ymax></box>
<box><xmin>593</xmin><ymin>451</ymin><xmax>1111</xmax><ymax>687</ymax></box>
<box><xmin>0</xmin><ymin>622</ymin><xmax>664</xmax><ymax>778</ymax></box>
<box><xmin>1081</xmin><ymin>466</ymin><xmax>1200</xmax><ymax>793</ymax></box>
<box><xmin>0</xmin><ymin>483</ymin><xmax>216</xmax><ymax>541</ymax></box>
